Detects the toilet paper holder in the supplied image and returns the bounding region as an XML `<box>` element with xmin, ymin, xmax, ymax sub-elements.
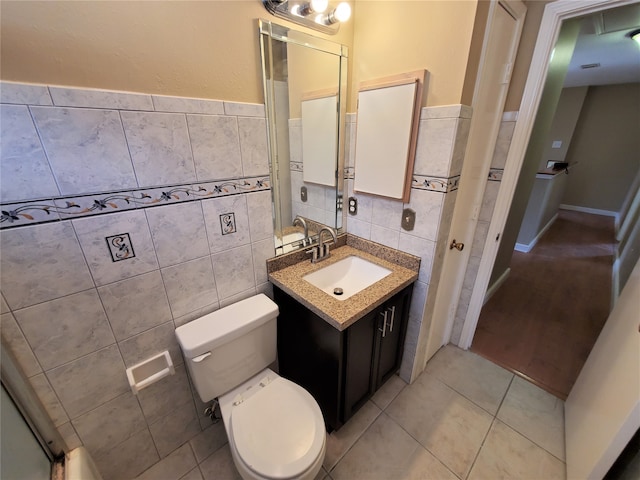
<box><xmin>126</xmin><ymin>351</ymin><xmax>175</xmax><ymax>395</ymax></box>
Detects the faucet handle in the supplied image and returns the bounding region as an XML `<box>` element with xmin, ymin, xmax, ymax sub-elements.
<box><xmin>306</xmin><ymin>247</ymin><xmax>319</xmax><ymax>263</ymax></box>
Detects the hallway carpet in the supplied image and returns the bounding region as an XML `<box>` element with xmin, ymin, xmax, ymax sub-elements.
<box><xmin>471</xmin><ymin>209</ymin><xmax>616</xmax><ymax>399</ymax></box>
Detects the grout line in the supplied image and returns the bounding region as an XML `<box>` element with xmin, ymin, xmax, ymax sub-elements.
<box><xmin>325</xmin><ymin>402</ymin><xmax>382</xmax><ymax>473</ymax></box>
<box><xmin>465</xmin><ymin>417</ymin><xmax>498</xmax><ymax>480</ymax></box>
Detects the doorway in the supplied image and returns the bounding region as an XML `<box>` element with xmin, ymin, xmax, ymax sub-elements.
<box><xmin>466</xmin><ymin>3</ymin><xmax>639</xmax><ymax>398</ymax></box>
<box><xmin>456</xmin><ymin>0</ymin><xmax>639</xmax><ymax>342</ymax></box>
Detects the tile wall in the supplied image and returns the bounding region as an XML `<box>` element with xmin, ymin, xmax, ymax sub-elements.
<box><xmin>1</xmin><ymin>80</ymin><xmax>480</xmax><ymax>478</ymax></box>
<box><xmin>450</xmin><ymin>112</ymin><xmax>518</xmax><ymax>345</ymax></box>
<box><xmin>343</xmin><ymin>105</ymin><xmax>472</xmax><ymax>382</ymax></box>
<box><xmin>0</xmin><ymin>81</ymin><xmax>275</xmax><ymax>479</ymax></box>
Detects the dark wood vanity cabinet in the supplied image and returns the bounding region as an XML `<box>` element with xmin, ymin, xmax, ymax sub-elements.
<box><xmin>274</xmin><ymin>284</ymin><xmax>413</xmax><ymax>431</ymax></box>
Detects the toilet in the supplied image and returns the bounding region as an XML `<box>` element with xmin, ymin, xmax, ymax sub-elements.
<box><xmin>175</xmin><ymin>294</ymin><xmax>326</xmax><ymax>480</ymax></box>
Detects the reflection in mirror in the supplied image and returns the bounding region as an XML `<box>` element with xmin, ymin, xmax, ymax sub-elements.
<box><xmin>259</xmin><ymin>20</ymin><xmax>348</xmax><ymax>255</ymax></box>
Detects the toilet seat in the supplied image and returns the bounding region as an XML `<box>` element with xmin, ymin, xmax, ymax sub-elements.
<box><xmin>228</xmin><ymin>376</ymin><xmax>325</xmax><ymax>479</ymax></box>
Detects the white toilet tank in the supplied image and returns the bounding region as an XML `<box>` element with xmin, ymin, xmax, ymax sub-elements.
<box><xmin>175</xmin><ymin>294</ymin><xmax>279</xmax><ymax>402</ymax></box>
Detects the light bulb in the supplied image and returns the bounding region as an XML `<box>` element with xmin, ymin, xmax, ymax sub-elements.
<box><xmin>310</xmin><ymin>0</ymin><xmax>328</xmax><ymax>13</ymax></box>
<box><xmin>333</xmin><ymin>2</ymin><xmax>351</xmax><ymax>22</ymax></box>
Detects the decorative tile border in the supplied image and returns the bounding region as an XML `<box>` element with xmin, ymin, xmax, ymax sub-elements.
<box><xmin>488</xmin><ymin>168</ymin><xmax>504</xmax><ymax>182</ymax></box>
<box><xmin>0</xmin><ymin>175</ymin><xmax>270</xmax><ymax>229</ymax></box>
<box><xmin>411</xmin><ymin>174</ymin><xmax>460</xmax><ymax>193</ymax></box>
<box><xmin>290</xmin><ymin>161</ymin><xmax>303</xmax><ymax>172</ymax></box>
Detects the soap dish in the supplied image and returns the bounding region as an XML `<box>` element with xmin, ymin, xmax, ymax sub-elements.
<box><xmin>126</xmin><ymin>351</ymin><xmax>175</xmax><ymax>395</ymax></box>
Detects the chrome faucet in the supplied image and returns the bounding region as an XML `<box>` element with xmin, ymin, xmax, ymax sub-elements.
<box><xmin>293</xmin><ymin>216</ymin><xmax>309</xmax><ymax>246</ymax></box>
<box><xmin>308</xmin><ymin>226</ymin><xmax>337</xmax><ymax>263</ymax></box>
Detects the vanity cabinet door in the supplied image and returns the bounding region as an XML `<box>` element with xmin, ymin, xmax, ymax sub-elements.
<box><xmin>342</xmin><ymin>309</ymin><xmax>377</xmax><ymax>421</ymax></box>
<box><xmin>274</xmin><ymin>287</ymin><xmax>344</xmax><ymax>431</ymax></box>
<box><xmin>374</xmin><ymin>286</ymin><xmax>412</xmax><ymax>389</ymax></box>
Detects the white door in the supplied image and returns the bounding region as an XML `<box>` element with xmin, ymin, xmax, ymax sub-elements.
<box><xmin>564</xmin><ymin>258</ymin><xmax>640</xmax><ymax>479</ymax></box>
<box><xmin>423</xmin><ymin>0</ymin><xmax>526</xmax><ymax>363</ymax></box>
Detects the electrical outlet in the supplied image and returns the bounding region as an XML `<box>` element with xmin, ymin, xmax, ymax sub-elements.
<box><xmin>348</xmin><ymin>197</ymin><xmax>358</xmax><ymax>215</ymax></box>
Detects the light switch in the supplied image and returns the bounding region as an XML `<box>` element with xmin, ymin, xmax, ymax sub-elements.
<box><xmin>401</xmin><ymin>208</ymin><xmax>415</xmax><ymax>231</ymax></box>
<box><xmin>551</xmin><ymin>140</ymin><xmax>562</xmax><ymax>149</ymax></box>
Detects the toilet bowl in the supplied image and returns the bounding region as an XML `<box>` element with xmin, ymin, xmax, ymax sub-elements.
<box><xmin>175</xmin><ymin>294</ymin><xmax>326</xmax><ymax>480</ymax></box>
<box><xmin>219</xmin><ymin>369</ymin><xmax>326</xmax><ymax>480</ymax></box>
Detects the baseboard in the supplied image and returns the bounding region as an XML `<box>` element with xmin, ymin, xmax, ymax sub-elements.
<box><xmin>484</xmin><ymin>267</ymin><xmax>511</xmax><ymax>305</ymax></box>
<box><xmin>560</xmin><ymin>204</ymin><xmax>619</xmax><ymax>220</ymax></box>
<box><xmin>514</xmin><ymin>213</ymin><xmax>559</xmax><ymax>253</ymax></box>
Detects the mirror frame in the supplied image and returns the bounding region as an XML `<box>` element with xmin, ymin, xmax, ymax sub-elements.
<box><xmin>258</xmin><ymin>19</ymin><xmax>348</xmax><ymax>255</ymax></box>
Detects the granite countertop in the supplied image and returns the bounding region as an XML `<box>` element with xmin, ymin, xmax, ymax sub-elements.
<box><xmin>267</xmin><ymin>234</ymin><xmax>420</xmax><ymax>331</ymax></box>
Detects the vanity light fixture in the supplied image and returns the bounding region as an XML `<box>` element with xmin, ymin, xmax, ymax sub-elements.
<box><xmin>262</xmin><ymin>0</ymin><xmax>351</xmax><ymax>35</ymax></box>
<box><xmin>630</xmin><ymin>28</ymin><xmax>640</xmax><ymax>46</ymax></box>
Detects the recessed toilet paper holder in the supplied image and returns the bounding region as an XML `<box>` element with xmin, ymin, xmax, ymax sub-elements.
<box><xmin>126</xmin><ymin>351</ymin><xmax>175</xmax><ymax>395</ymax></box>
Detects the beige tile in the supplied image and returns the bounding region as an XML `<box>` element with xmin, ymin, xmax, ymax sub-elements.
<box><xmin>497</xmin><ymin>376</ymin><xmax>565</xmax><ymax>460</ymax></box>
<box><xmin>98</xmin><ymin>270</ymin><xmax>172</xmax><ymax>341</ymax></box>
<box><xmin>136</xmin><ymin>443</ymin><xmax>197</xmax><ymax>480</ymax></box>
<box><xmin>425</xmin><ymin>345</ymin><xmax>513</xmax><ymax>415</ymax></box>
<box><xmin>32</xmin><ymin>106</ymin><xmax>137</xmax><ymax>195</ymax></box>
<box><xmin>323</xmin><ymin>400</ymin><xmax>382</xmax><ymax>471</ymax></box>
<box><xmin>93</xmin><ymin>428</ymin><xmax>159</xmax><ymax>480</ymax></box>
<box><xmin>199</xmin><ymin>444</ymin><xmax>242</xmax><ymax>480</ymax></box>
<box><xmin>237</xmin><ymin>117</ymin><xmax>269</xmax><ymax>177</ymax></box>
<box><xmin>162</xmin><ymin>256</ymin><xmax>218</xmax><ymax>319</ymax></box>
<box><xmin>149</xmin><ymin>400</ymin><xmax>201</xmax><ymax>458</ymax></box>
<box><xmin>332</xmin><ymin>413</ymin><xmax>457</xmax><ymax>480</ymax></box>
<box><xmin>47</xmin><ymin>344</ymin><xmax>129</xmax><ymax>418</ymax></box>
<box><xmin>386</xmin><ymin>371</ymin><xmax>493</xmax><ymax>479</ymax></box>
<box><xmin>1</xmin><ymin>312</ymin><xmax>42</xmax><ymax>377</ymax></box>
<box><xmin>28</xmin><ymin>374</ymin><xmax>68</xmax><ymax>427</ymax></box>
<box><xmin>180</xmin><ymin>467</ymin><xmax>204</xmax><ymax>480</ymax></box>
<box><xmin>57</xmin><ymin>422</ymin><xmax>82</xmax><ymax>450</ymax></box>
<box><xmin>189</xmin><ymin>421</ymin><xmax>229</xmax><ymax>463</ymax></box>
<box><xmin>371</xmin><ymin>374</ymin><xmax>406</xmax><ymax>410</ymax></box>
<box><xmin>15</xmin><ymin>289</ymin><xmax>115</xmax><ymax>370</ymax></box>
<box><xmin>0</xmin><ymin>221</ymin><xmax>94</xmax><ymax>309</ymax></box>
<box><xmin>117</xmin><ymin>320</ymin><xmax>182</xmax><ymax>369</ymax></box>
<box><xmin>138</xmin><ymin>364</ymin><xmax>194</xmax><ymax>425</ymax></box>
<box><xmin>121</xmin><ymin>111</ymin><xmax>196</xmax><ymax>188</ymax></box>
<box><xmin>468</xmin><ymin>420</ymin><xmax>566</xmax><ymax>480</ymax></box>
<box><xmin>72</xmin><ymin>392</ymin><xmax>146</xmax><ymax>455</ymax></box>
<box><xmin>211</xmin><ymin>245</ymin><xmax>255</xmax><ymax>300</ymax></box>
<box><xmin>314</xmin><ymin>466</ymin><xmax>329</xmax><ymax>480</ymax></box>
<box><xmin>187</xmin><ymin>114</ymin><xmax>242</xmax><ymax>181</ymax></box>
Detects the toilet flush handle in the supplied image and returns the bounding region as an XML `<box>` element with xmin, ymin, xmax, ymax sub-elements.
<box><xmin>192</xmin><ymin>352</ymin><xmax>212</xmax><ymax>363</ymax></box>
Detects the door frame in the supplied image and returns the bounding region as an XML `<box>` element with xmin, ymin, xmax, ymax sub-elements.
<box><xmin>458</xmin><ymin>0</ymin><xmax>637</xmax><ymax>349</ymax></box>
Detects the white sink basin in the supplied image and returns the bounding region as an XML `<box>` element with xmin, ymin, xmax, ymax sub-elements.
<box><xmin>303</xmin><ymin>256</ymin><xmax>392</xmax><ymax>301</ymax></box>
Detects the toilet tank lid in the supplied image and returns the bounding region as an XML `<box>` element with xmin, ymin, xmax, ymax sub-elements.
<box><xmin>175</xmin><ymin>294</ymin><xmax>279</xmax><ymax>358</ymax></box>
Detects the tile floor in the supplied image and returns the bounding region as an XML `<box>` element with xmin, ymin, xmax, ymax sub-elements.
<box><xmin>135</xmin><ymin>345</ymin><xmax>566</xmax><ymax>480</ymax></box>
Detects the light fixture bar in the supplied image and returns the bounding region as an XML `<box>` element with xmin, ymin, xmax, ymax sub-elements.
<box><xmin>263</xmin><ymin>0</ymin><xmax>348</xmax><ymax>35</ymax></box>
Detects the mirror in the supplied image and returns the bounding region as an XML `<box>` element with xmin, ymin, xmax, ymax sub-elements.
<box><xmin>259</xmin><ymin>20</ymin><xmax>348</xmax><ymax>255</ymax></box>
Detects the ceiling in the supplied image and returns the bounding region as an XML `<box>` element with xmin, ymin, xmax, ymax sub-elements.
<box><xmin>564</xmin><ymin>3</ymin><xmax>640</xmax><ymax>87</ymax></box>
